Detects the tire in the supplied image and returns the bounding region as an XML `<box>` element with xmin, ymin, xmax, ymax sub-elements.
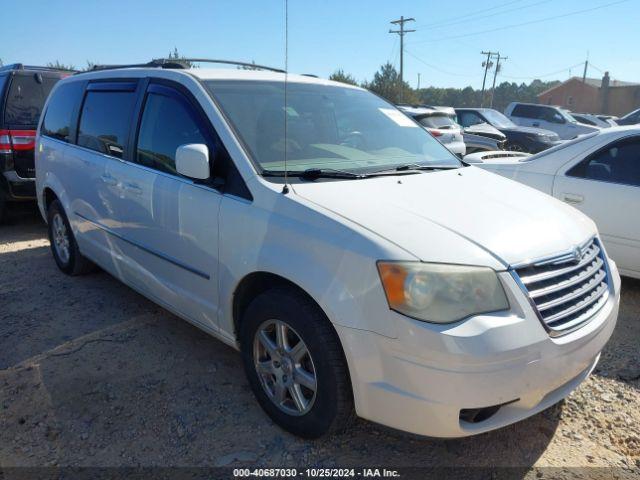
<box><xmin>47</xmin><ymin>199</ymin><xmax>94</xmax><ymax>275</ymax></box>
<box><xmin>240</xmin><ymin>287</ymin><xmax>354</xmax><ymax>438</ymax></box>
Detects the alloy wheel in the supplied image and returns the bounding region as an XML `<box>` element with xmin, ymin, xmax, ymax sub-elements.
<box><xmin>52</xmin><ymin>213</ymin><xmax>71</xmax><ymax>264</ymax></box>
<box><xmin>253</xmin><ymin>319</ymin><xmax>317</xmax><ymax>416</ymax></box>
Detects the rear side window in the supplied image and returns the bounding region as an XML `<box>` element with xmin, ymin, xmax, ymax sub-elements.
<box><xmin>4</xmin><ymin>74</ymin><xmax>60</xmax><ymax>127</ymax></box>
<box><xmin>41</xmin><ymin>82</ymin><xmax>84</xmax><ymax>142</ymax></box>
<box><xmin>136</xmin><ymin>90</ymin><xmax>207</xmax><ymax>175</ymax></box>
<box><xmin>567</xmin><ymin>137</ymin><xmax>640</xmax><ymax>187</ymax></box>
<box><xmin>77</xmin><ymin>89</ymin><xmax>136</xmax><ymax>158</ymax></box>
<box><xmin>511</xmin><ymin>104</ymin><xmax>539</xmax><ymax>119</ymax></box>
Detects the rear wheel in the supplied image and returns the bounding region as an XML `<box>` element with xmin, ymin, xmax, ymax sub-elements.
<box><xmin>47</xmin><ymin>199</ymin><xmax>94</xmax><ymax>275</ymax></box>
<box><xmin>240</xmin><ymin>287</ymin><xmax>354</xmax><ymax>438</ymax></box>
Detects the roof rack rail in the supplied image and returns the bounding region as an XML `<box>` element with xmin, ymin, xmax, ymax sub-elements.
<box><xmin>79</xmin><ymin>58</ymin><xmax>285</xmax><ymax>75</ymax></box>
<box><xmin>153</xmin><ymin>58</ymin><xmax>286</xmax><ymax>73</ymax></box>
<box><xmin>0</xmin><ymin>63</ymin><xmax>77</xmax><ymax>73</ymax></box>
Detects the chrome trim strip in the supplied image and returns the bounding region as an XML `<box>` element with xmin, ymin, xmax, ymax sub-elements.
<box><xmin>536</xmin><ymin>270</ymin><xmax>607</xmax><ymax>312</ymax></box>
<box><xmin>74</xmin><ymin>212</ymin><xmax>210</xmax><ymax>280</ymax></box>
<box><xmin>510</xmin><ymin>237</ymin><xmax>612</xmax><ymax>337</ymax></box>
<box><xmin>543</xmin><ymin>283</ymin><xmax>608</xmax><ymax>323</ymax></box>
<box><xmin>518</xmin><ymin>245</ymin><xmax>600</xmax><ymax>285</ymax></box>
<box><xmin>510</xmin><ymin>236</ymin><xmax>595</xmax><ymax>269</ymax></box>
<box><xmin>528</xmin><ymin>257</ymin><xmax>604</xmax><ymax>299</ymax></box>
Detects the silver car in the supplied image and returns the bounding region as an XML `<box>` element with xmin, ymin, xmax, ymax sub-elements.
<box><xmin>398</xmin><ymin>105</ymin><xmax>466</xmax><ymax>156</ymax></box>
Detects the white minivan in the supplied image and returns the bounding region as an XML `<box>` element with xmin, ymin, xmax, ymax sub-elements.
<box><xmin>36</xmin><ymin>61</ymin><xmax>620</xmax><ymax>439</ymax></box>
<box><xmin>505</xmin><ymin>102</ymin><xmax>600</xmax><ymax>140</ymax></box>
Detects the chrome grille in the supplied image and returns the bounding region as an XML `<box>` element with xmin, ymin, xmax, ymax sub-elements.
<box><xmin>512</xmin><ymin>238</ymin><xmax>610</xmax><ymax>336</ymax></box>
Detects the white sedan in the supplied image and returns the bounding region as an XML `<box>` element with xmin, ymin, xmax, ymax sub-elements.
<box><xmin>477</xmin><ymin>127</ymin><xmax>640</xmax><ymax>279</ymax></box>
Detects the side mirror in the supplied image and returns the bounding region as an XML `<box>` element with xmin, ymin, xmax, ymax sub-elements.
<box><xmin>176</xmin><ymin>144</ymin><xmax>210</xmax><ymax>180</ymax></box>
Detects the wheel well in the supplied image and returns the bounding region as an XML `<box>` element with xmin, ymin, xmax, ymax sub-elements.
<box><xmin>233</xmin><ymin>272</ymin><xmax>319</xmax><ymax>337</ymax></box>
<box><xmin>43</xmin><ymin>188</ymin><xmax>58</xmax><ymax>212</ymax></box>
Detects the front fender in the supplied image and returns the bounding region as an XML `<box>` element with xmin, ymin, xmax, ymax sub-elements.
<box><xmin>218</xmin><ymin>190</ymin><xmax>414</xmax><ymax>340</ymax></box>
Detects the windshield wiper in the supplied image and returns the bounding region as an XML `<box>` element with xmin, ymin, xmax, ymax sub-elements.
<box><xmin>372</xmin><ymin>163</ymin><xmax>461</xmax><ymax>174</ymax></box>
<box><xmin>262</xmin><ymin>168</ymin><xmax>366</xmax><ymax>180</ymax></box>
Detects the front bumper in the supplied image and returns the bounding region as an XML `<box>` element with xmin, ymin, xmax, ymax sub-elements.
<box><xmin>336</xmin><ymin>263</ymin><xmax>620</xmax><ymax>438</ymax></box>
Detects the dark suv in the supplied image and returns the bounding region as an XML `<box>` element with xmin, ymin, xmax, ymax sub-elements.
<box><xmin>0</xmin><ymin>64</ymin><xmax>70</xmax><ymax>221</ymax></box>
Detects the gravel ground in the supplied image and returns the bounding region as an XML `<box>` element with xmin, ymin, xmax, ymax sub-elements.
<box><xmin>0</xmin><ymin>211</ymin><xmax>639</xmax><ymax>478</ymax></box>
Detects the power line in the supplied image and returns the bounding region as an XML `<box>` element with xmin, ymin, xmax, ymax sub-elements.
<box><xmin>413</xmin><ymin>0</ymin><xmax>526</xmax><ymax>29</ymax></box>
<box><xmin>414</xmin><ymin>0</ymin><xmax>553</xmax><ymax>32</ymax></box>
<box><xmin>410</xmin><ymin>0</ymin><xmax>630</xmax><ymax>45</ymax></box>
<box><xmin>500</xmin><ymin>62</ymin><xmax>584</xmax><ymax>80</ymax></box>
<box><xmin>389</xmin><ymin>16</ymin><xmax>415</xmax><ymax>102</ymax></box>
<box><xmin>404</xmin><ymin>49</ymin><xmax>476</xmax><ymax>78</ymax></box>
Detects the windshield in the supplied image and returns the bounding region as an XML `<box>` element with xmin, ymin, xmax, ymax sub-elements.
<box><xmin>481</xmin><ymin>109</ymin><xmax>517</xmax><ymax>129</ymax></box>
<box><xmin>205</xmin><ymin>80</ymin><xmax>461</xmax><ymax>174</ymax></box>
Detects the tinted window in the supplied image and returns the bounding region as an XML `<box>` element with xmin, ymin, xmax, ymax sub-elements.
<box><xmin>511</xmin><ymin>104</ymin><xmax>540</xmax><ymax>119</ymax></box>
<box><xmin>77</xmin><ymin>90</ymin><xmax>136</xmax><ymax>158</ymax></box>
<box><xmin>136</xmin><ymin>91</ymin><xmax>207</xmax><ymax>175</ymax></box>
<box><xmin>541</xmin><ymin>107</ymin><xmax>565</xmax><ymax>123</ymax></box>
<box><xmin>41</xmin><ymin>81</ymin><xmax>84</xmax><ymax>142</ymax></box>
<box><xmin>417</xmin><ymin>115</ymin><xmax>457</xmax><ymax>129</ymax></box>
<box><xmin>0</xmin><ymin>75</ymin><xmax>7</xmax><ymax>98</ymax></box>
<box><xmin>458</xmin><ymin>111</ymin><xmax>484</xmax><ymax>127</ymax></box>
<box><xmin>568</xmin><ymin>137</ymin><xmax>640</xmax><ymax>187</ymax></box>
<box><xmin>4</xmin><ymin>74</ymin><xmax>61</xmax><ymax>126</ymax></box>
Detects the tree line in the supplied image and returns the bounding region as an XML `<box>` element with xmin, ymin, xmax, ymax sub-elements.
<box><xmin>330</xmin><ymin>62</ymin><xmax>560</xmax><ymax>112</ymax></box>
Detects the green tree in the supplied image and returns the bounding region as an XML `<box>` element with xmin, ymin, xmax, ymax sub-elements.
<box><xmin>167</xmin><ymin>48</ymin><xmax>197</xmax><ymax>68</ymax></box>
<box><xmin>362</xmin><ymin>62</ymin><xmax>417</xmax><ymax>104</ymax></box>
<box><xmin>46</xmin><ymin>60</ymin><xmax>75</xmax><ymax>71</ymax></box>
<box><xmin>329</xmin><ymin>69</ymin><xmax>358</xmax><ymax>86</ymax></box>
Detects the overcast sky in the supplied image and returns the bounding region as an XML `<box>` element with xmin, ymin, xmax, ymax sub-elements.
<box><xmin>2</xmin><ymin>0</ymin><xmax>638</xmax><ymax>89</ymax></box>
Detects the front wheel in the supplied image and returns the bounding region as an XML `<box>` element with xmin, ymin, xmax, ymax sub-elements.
<box><xmin>240</xmin><ymin>287</ymin><xmax>354</xmax><ymax>438</ymax></box>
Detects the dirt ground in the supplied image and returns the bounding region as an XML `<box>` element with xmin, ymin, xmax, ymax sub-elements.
<box><xmin>1</xmin><ymin>210</ymin><xmax>639</xmax><ymax>478</ymax></box>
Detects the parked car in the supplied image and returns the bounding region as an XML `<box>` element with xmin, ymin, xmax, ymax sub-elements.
<box><xmin>597</xmin><ymin>114</ymin><xmax>619</xmax><ymax>125</ymax></box>
<box><xmin>505</xmin><ymin>102</ymin><xmax>600</xmax><ymax>139</ymax></box>
<box><xmin>463</xmin><ymin>132</ymin><xmax>506</xmax><ymax>154</ymax></box>
<box><xmin>569</xmin><ymin>112</ymin><xmax>613</xmax><ymax>128</ymax></box>
<box><xmin>0</xmin><ymin>64</ymin><xmax>70</xmax><ymax>222</ymax></box>
<box><xmin>616</xmin><ymin>108</ymin><xmax>640</xmax><ymax>126</ymax></box>
<box><xmin>477</xmin><ymin>127</ymin><xmax>640</xmax><ymax>279</ymax></box>
<box><xmin>456</xmin><ymin>107</ymin><xmax>561</xmax><ymax>153</ymax></box>
<box><xmin>37</xmin><ymin>61</ymin><xmax>620</xmax><ymax>439</ymax></box>
<box><xmin>397</xmin><ymin>105</ymin><xmax>466</xmax><ymax>156</ymax></box>
<box><xmin>463</xmin><ymin>150</ymin><xmax>531</xmax><ymax>163</ymax></box>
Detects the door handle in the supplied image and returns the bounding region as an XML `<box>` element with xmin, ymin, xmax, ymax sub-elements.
<box><xmin>562</xmin><ymin>193</ymin><xmax>584</xmax><ymax>205</ymax></box>
<box><xmin>101</xmin><ymin>173</ymin><xmax>117</xmax><ymax>186</ymax></box>
<box><xmin>124</xmin><ymin>182</ymin><xmax>142</xmax><ymax>195</ymax></box>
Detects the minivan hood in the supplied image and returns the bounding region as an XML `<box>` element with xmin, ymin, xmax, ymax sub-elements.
<box><xmin>293</xmin><ymin>167</ymin><xmax>596</xmax><ymax>268</ymax></box>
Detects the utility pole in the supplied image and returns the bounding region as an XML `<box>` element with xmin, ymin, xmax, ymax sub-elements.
<box><xmin>417</xmin><ymin>73</ymin><xmax>421</xmax><ymax>90</ymax></box>
<box><xmin>582</xmin><ymin>51</ymin><xmax>589</xmax><ymax>82</ymax></box>
<box><xmin>489</xmin><ymin>53</ymin><xmax>507</xmax><ymax>108</ymax></box>
<box><xmin>480</xmin><ymin>51</ymin><xmax>497</xmax><ymax>107</ymax></box>
<box><xmin>389</xmin><ymin>16</ymin><xmax>415</xmax><ymax>103</ymax></box>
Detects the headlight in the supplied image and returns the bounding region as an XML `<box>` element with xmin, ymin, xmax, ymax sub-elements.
<box><xmin>377</xmin><ymin>262</ymin><xmax>509</xmax><ymax>324</ymax></box>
